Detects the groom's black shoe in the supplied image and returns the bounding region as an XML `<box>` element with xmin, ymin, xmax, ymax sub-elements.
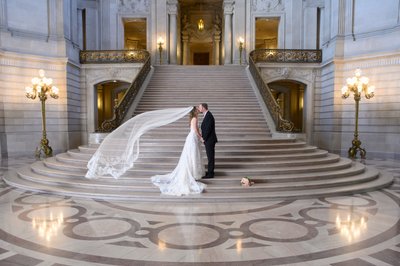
<box><xmin>202</xmin><ymin>173</ymin><xmax>214</xmax><ymax>179</ymax></box>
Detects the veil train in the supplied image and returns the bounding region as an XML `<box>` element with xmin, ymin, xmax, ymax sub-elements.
<box><xmin>85</xmin><ymin>107</ymin><xmax>193</xmax><ymax>179</ymax></box>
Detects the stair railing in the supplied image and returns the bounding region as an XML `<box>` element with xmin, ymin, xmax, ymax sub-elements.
<box><xmin>80</xmin><ymin>50</ymin><xmax>151</xmax><ymax>132</ymax></box>
<box><xmin>250</xmin><ymin>48</ymin><xmax>322</xmax><ymax>63</ymax></box>
<box><xmin>249</xmin><ymin>49</ymin><xmax>321</xmax><ymax>132</ymax></box>
<box><xmin>248</xmin><ymin>51</ymin><xmax>294</xmax><ymax>132</ymax></box>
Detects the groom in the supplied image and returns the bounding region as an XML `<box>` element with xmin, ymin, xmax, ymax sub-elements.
<box><xmin>198</xmin><ymin>103</ymin><xmax>218</xmax><ymax>179</ymax></box>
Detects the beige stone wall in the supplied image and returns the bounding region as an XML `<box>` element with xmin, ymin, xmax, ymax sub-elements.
<box><xmin>0</xmin><ymin>52</ymin><xmax>69</xmax><ymax>157</ymax></box>
<box><xmin>315</xmin><ymin>55</ymin><xmax>400</xmax><ymax>159</ymax></box>
<box><xmin>313</xmin><ymin>0</ymin><xmax>400</xmax><ymax>159</ymax></box>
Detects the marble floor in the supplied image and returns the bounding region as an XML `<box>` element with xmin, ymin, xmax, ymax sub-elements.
<box><xmin>0</xmin><ymin>157</ymin><xmax>399</xmax><ymax>266</ymax></box>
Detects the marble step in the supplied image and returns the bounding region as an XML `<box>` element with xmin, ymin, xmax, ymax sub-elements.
<box><xmin>23</xmin><ymin>157</ymin><xmax>368</xmax><ymax>182</ymax></box>
<box><xmin>32</xmin><ymin>156</ymin><xmax>353</xmax><ymax>178</ymax></box>
<box><xmin>4</xmin><ymin>168</ymin><xmax>393</xmax><ymax>202</ymax></box>
<box><xmin>76</xmin><ymin>145</ymin><xmax>317</xmax><ymax>156</ymax></box>
<box><xmin>3</xmin><ymin>65</ymin><xmax>394</xmax><ymax>202</ymax></box>
<box><xmin>145</xmin><ymin>128</ymin><xmax>271</xmax><ymax>134</ymax></box>
<box><xmin>14</xmin><ymin>164</ymin><xmax>378</xmax><ymax>193</ymax></box>
<box><xmin>135</xmin><ymin>105</ymin><xmax>263</xmax><ymax>109</ymax></box>
<box><xmin>79</xmin><ymin>142</ymin><xmax>307</xmax><ymax>152</ymax></box>
<box><xmin>49</xmin><ymin>153</ymin><xmax>340</xmax><ymax>172</ymax></box>
<box><xmin>85</xmin><ymin>138</ymin><xmax>296</xmax><ymax>147</ymax></box>
<box><xmin>68</xmin><ymin>144</ymin><xmax>309</xmax><ymax>156</ymax></box>
<box><xmin>36</xmin><ymin>155</ymin><xmax>369</xmax><ymax>183</ymax></box>
<box><xmin>63</xmin><ymin>149</ymin><xmax>329</xmax><ymax>163</ymax></box>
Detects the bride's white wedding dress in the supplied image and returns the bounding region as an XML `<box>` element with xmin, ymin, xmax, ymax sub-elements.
<box><xmin>151</xmin><ymin>125</ymin><xmax>206</xmax><ymax>196</ymax></box>
<box><xmin>85</xmin><ymin>107</ymin><xmax>206</xmax><ymax>196</ymax></box>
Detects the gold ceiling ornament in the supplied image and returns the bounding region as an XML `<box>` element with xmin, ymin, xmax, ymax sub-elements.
<box><xmin>198</xmin><ymin>18</ymin><xmax>204</xmax><ymax>31</ymax></box>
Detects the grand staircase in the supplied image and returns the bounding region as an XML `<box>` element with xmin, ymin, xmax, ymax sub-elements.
<box><xmin>4</xmin><ymin>65</ymin><xmax>393</xmax><ymax>202</ymax></box>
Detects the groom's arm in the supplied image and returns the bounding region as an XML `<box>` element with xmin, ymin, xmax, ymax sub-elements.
<box><xmin>202</xmin><ymin>115</ymin><xmax>215</xmax><ymax>142</ymax></box>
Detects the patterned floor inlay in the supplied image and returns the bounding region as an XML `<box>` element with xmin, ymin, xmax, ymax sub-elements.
<box><xmin>0</xmin><ymin>157</ymin><xmax>399</xmax><ymax>265</ymax></box>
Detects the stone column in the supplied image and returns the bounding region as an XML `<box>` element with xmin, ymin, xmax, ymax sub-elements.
<box><xmin>223</xmin><ymin>0</ymin><xmax>234</xmax><ymax>65</ymax></box>
<box><xmin>168</xmin><ymin>0</ymin><xmax>178</xmax><ymax>64</ymax></box>
<box><xmin>213</xmin><ymin>34</ymin><xmax>221</xmax><ymax>65</ymax></box>
<box><xmin>182</xmin><ymin>34</ymin><xmax>189</xmax><ymax>65</ymax></box>
<box><xmin>0</xmin><ymin>0</ymin><xmax>8</xmax><ymax>29</ymax></box>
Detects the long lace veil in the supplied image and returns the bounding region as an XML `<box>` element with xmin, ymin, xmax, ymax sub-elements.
<box><xmin>85</xmin><ymin>106</ymin><xmax>193</xmax><ymax>179</ymax></box>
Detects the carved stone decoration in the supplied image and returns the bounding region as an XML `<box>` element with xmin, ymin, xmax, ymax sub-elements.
<box><xmin>261</xmin><ymin>67</ymin><xmax>315</xmax><ymax>83</ymax></box>
<box><xmin>87</xmin><ymin>67</ymin><xmax>133</xmax><ymax>85</ymax></box>
<box><xmin>118</xmin><ymin>0</ymin><xmax>150</xmax><ymax>13</ymax></box>
<box><xmin>291</xmin><ymin>68</ymin><xmax>313</xmax><ymax>82</ymax></box>
<box><xmin>252</xmin><ymin>0</ymin><xmax>284</xmax><ymax>12</ymax></box>
<box><xmin>303</xmin><ymin>0</ymin><xmax>325</xmax><ymax>8</ymax></box>
<box><xmin>213</xmin><ymin>14</ymin><xmax>222</xmax><ymax>34</ymax></box>
<box><xmin>167</xmin><ymin>0</ymin><xmax>178</xmax><ymax>14</ymax></box>
<box><xmin>281</xmin><ymin>67</ymin><xmax>290</xmax><ymax>78</ymax></box>
<box><xmin>224</xmin><ymin>0</ymin><xmax>235</xmax><ymax>14</ymax></box>
<box><xmin>261</xmin><ymin>68</ymin><xmax>283</xmax><ymax>81</ymax></box>
<box><xmin>181</xmin><ymin>13</ymin><xmax>214</xmax><ymax>43</ymax></box>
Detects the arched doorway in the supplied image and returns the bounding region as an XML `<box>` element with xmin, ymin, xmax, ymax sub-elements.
<box><xmin>180</xmin><ymin>0</ymin><xmax>223</xmax><ymax>65</ymax></box>
<box><xmin>123</xmin><ymin>18</ymin><xmax>147</xmax><ymax>50</ymax></box>
<box><xmin>94</xmin><ymin>80</ymin><xmax>130</xmax><ymax>130</ymax></box>
<box><xmin>268</xmin><ymin>80</ymin><xmax>306</xmax><ymax>133</ymax></box>
<box><xmin>255</xmin><ymin>17</ymin><xmax>279</xmax><ymax>49</ymax></box>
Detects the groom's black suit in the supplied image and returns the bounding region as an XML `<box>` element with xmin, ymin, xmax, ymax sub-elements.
<box><xmin>201</xmin><ymin>111</ymin><xmax>218</xmax><ymax>178</ymax></box>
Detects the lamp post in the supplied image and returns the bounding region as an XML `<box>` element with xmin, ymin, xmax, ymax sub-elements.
<box><xmin>25</xmin><ymin>69</ymin><xmax>59</xmax><ymax>158</ymax></box>
<box><xmin>341</xmin><ymin>68</ymin><xmax>375</xmax><ymax>159</ymax></box>
<box><xmin>238</xmin><ymin>37</ymin><xmax>244</xmax><ymax>65</ymax></box>
<box><xmin>157</xmin><ymin>37</ymin><xmax>164</xmax><ymax>65</ymax></box>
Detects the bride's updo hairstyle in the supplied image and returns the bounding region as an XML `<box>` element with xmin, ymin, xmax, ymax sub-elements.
<box><xmin>189</xmin><ymin>106</ymin><xmax>198</xmax><ymax>123</ymax></box>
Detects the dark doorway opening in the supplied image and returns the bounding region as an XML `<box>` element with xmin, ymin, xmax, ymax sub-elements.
<box><xmin>193</xmin><ymin>53</ymin><xmax>210</xmax><ymax>65</ymax></box>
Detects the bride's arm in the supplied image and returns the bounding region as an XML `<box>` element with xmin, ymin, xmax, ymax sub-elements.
<box><xmin>191</xmin><ymin>117</ymin><xmax>202</xmax><ymax>140</ymax></box>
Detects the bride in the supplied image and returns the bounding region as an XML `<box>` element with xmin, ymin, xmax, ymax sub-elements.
<box><xmin>85</xmin><ymin>106</ymin><xmax>206</xmax><ymax>196</ymax></box>
<box><xmin>151</xmin><ymin>106</ymin><xmax>206</xmax><ymax>195</ymax></box>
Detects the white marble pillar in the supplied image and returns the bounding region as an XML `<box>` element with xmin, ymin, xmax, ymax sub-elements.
<box><xmin>182</xmin><ymin>35</ymin><xmax>189</xmax><ymax>65</ymax></box>
<box><xmin>303</xmin><ymin>3</ymin><xmax>318</xmax><ymax>49</ymax></box>
<box><xmin>337</xmin><ymin>0</ymin><xmax>346</xmax><ymax>36</ymax></box>
<box><xmin>70</xmin><ymin>0</ymin><xmax>79</xmax><ymax>46</ymax></box>
<box><xmin>168</xmin><ymin>0</ymin><xmax>178</xmax><ymax>64</ymax></box>
<box><xmin>0</xmin><ymin>0</ymin><xmax>7</xmax><ymax>29</ymax></box>
<box><xmin>223</xmin><ymin>0</ymin><xmax>234</xmax><ymax>65</ymax></box>
<box><xmin>214</xmin><ymin>34</ymin><xmax>220</xmax><ymax>65</ymax></box>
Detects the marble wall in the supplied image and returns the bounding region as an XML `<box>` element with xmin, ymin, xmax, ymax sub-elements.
<box><xmin>0</xmin><ymin>0</ymin><xmax>78</xmax><ymax>158</ymax></box>
<box><xmin>313</xmin><ymin>0</ymin><xmax>400</xmax><ymax>159</ymax></box>
<box><xmin>255</xmin><ymin>0</ymin><xmax>400</xmax><ymax>159</ymax></box>
<box><xmin>1</xmin><ymin>0</ymin><xmax>399</xmax><ymax>159</ymax></box>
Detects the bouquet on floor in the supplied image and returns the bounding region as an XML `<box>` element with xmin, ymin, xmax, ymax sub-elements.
<box><xmin>241</xmin><ymin>176</ymin><xmax>255</xmax><ymax>187</ymax></box>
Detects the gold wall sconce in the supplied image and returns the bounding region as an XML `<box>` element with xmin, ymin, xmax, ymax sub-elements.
<box><xmin>157</xmin><ymin>37</ymin><xmax>164</xmax><ymax>64</ymax></box>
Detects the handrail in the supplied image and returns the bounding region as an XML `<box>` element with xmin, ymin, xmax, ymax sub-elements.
<box><xmin>79</xmin><ymin>50</ymin><xmax>151</xmax><ymax>132</ymax></box>
<box><xmin>250</xmin><ymin>48</ymin><xmax>322</xmax><ymax>63</ymax></box>
<box><xmin>249</xmin><ymin>48</ymin><xmax>322</xmax><ymax>132</ymax></box>
<box><xmin>80</xmin><ymin>49</ymin><xmax>149</xmax><ymax>64</ymax></box>
<box><xmin>248</xmin><ymin>52</ymin><xmax>294</xmax><ymax>132</ymax></box>
<box><xmin>99</xmin><ymin>55</ymin><xmax>151</xmax><ymax>132</ymax></box>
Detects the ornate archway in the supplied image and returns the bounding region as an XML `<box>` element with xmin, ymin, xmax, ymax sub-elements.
<box><xmin>180</xmin><ymin>0</ymin><xmax>222</xmax><ymax>65</ymax></box>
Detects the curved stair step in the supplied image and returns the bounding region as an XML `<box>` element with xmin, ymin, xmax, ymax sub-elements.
<box><xmin>13</xmin><ymin>164</ymin><xmax>378</xmax><ymax>193</ymax></box>
<box><xmin>3</xmin><ymin>168</ymin><xmax>393</xmax><ymax>202</ymax></box>
<box><xmin>60</xmin><ymin>149</ymin><xmax>330</xmax><ymax>164</ymax></box>
<box><xmin>32</xmin><ymin>156</ymin><xmax>354</xmax><ymax>179</ymax></box>
<box><xmin>18</xmin><ymin>159</ymin><xmax>368</xmax><ymax>184</ymax></box>
<box><xmin>2</xmin><ymin>65</ymin><xmax>393</xmax><ymax>202</ymax></box>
